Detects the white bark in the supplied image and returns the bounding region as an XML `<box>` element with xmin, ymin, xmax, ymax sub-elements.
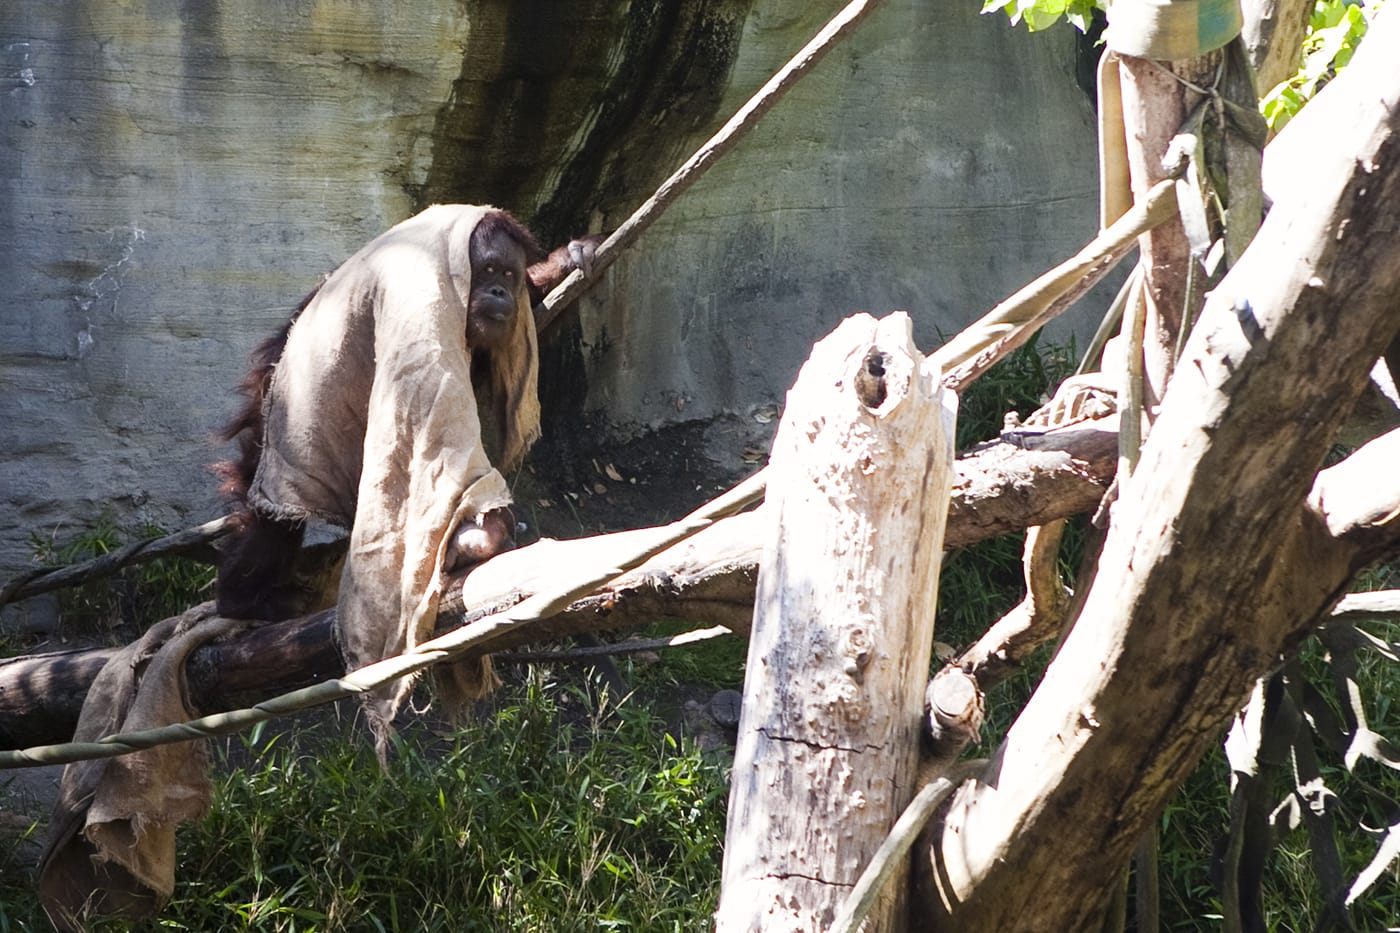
<box><xmin>715</xmin><ymin>313</ymin><xmax>955</xmax><ymax>933</ymax></box>
<box><xmin>923</xmin><ymin>9</ymin><xmax>1400</xmax><ymax>928</ymax></box>
<box><xmin>1241</xmin><ymin>0</ymin><xmax>1313</xmax><ymax>94</ymax></box>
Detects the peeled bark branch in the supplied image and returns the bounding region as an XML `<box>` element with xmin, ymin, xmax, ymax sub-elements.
<box><xmin>1308</xmin><ymin>427</ymin><xmax>1400</xmax><ymax>553</ymax></box>
<box><xmin>0</xmin><ymin>421</ymin><xmax>1117</xmax><ymax>752</ymax></box>
<box><xmin>933</xmin><ymin>183</ymin><xmax>1177</xmax><ymax>391</ymax></box>
<box><xmin>1328</xmin><ymin>590</ymin><xmax>1400</xmax><ymax>625</ymax></box>
<box><xmin>952</xmin><ymin>520</ymin><xmax>1071</xmax><ymax>691</ymax></box>
<box><xmin>922</xmin><ymin>13</ymin><xmax>1400</xmax><ymax>926</ymax></box>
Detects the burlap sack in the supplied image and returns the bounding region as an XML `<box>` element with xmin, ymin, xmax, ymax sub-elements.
<box><xmin>249</xmin><ymin>204</ymin><xmax>538</xmax><ymax>743</ymax></box>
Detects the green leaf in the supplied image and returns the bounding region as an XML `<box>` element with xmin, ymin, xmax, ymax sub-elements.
<box><xmin>981</xmin><ymin>0</ymin><xmax>1104</xmax><ymax>32</ymax></box>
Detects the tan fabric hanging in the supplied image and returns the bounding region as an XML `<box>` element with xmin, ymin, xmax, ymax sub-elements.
<box><xmin>250</xmin><ymin>204</ymin><xmax>539</xmax><ymax>740</ymax></box>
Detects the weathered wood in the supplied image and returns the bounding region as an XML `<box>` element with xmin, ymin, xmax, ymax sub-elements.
<box><xmin>1329</xmin><ymin>590</ymin><xmax>1400</xmax><ymax>623</ymax></box>
<box><xmin>1116</xmin><ymin>50</ymin><xmax>1221</xmax><ymax>405</ymax></box>
<box><xmin>922</xmin><ymin>668</ymin><xmax>984</xmax><ymax>776</ymax></box>
<box><xmin>2</xmin><ymin>476</ymin><xmax>769</xmax><ymax>770</ymax></box>
<box><xmin>952</xmin><ymin>520</ymin><xmax>1071</xmax><ymax>691</ymax></box>
<box><xmin>188</xmin><ymin>610</ymin><xmax>340</xmax><ymax>710</ymax></box>
<box><xmin>715</xmin><ymin>313</ymin><xmax>956</xmax><ymax>933</ymax></box>
<box><xmin>1242</xmin><ymin>0</ymin><xmax>1313</xmax><ymax>95</ymax></box>
<box><xmin>0</xmin><ymin>420</ymin><xmax>1116</xmax><ymax>751</ymax></box>
<box><xmin>832</xmin><ymin>759</ymin><xmax>986</xmax><ymax>933</ymax></box>
<box><xmin>921</xmin><ymin>12</ymin><xmax>1400</xmax><ymax>926</ymax></box>
<box><xmin>0</xmin><ymin>648</ymin><xmax>121</xmax><ymax>750</ymax></box>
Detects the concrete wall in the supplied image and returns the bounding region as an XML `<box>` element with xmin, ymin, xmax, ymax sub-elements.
<box><xmin>0</xmin><ymin>0</ymin><xmax>1104</xmax><ymax>577</ymax></box>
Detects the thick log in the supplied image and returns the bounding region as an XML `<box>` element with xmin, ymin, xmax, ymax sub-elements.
<box><xmin>0</xmin><ymin>648</ymin><xmax>121</xmax><ymax>749</ymax></box>
<box><xmin>0</xmin><ymin>419</ymin><xmax>1114</xmax><ymax>752</ymax></box>
<box><xmin>715</xmin><ymin>313</ymin><xmax>956</xmax><ymax>933</ymax></box>
<box><xmin>921</xmin><ymin>11</ymin><xmax>1400</xmax><ymax>928</ymax></box>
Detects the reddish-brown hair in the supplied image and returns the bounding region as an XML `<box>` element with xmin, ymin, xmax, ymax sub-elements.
<box><xmin>212</xmin><ymin>282</ymin><xmax>323</xmax><ymax>524</ymax></box>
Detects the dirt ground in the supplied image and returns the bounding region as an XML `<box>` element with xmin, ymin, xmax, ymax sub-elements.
<box><xmin>510</xmin><ymin>413</ymin><xmax>773</xmax><ymax>545</ymax></box>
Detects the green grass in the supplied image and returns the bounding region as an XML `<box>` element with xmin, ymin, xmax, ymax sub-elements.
<box><xmin>0</xmin><ymin>674</ymin><xmax>729</xmax><ymax>932</ymax></box>
<box><xmin>629</xmin><ymin>621</ymin><xmax>748</xmax><ymax>693</ymax></box>
<box><xmin>24</xmin><ymin>517</ymin><xmax>215</xmax><ymax>640</ymax></box>
<box><xmin>1151</xmin><ymin>626</ymin><xmax>1400</xmax><ymax>932</ymax></box>
<box><xmin>184</xmin><ymin>677</ymin><xmax>727</xmax><ymax>932</ymax></box>
<box><xmin>952</xmin><ymin>331</ymin><xmax>1077</xmax><ymax>451</ymax></box>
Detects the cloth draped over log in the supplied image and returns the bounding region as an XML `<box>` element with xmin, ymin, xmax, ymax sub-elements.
<box><xmin>249</xmin><ymin>204</ymin><xmax>540</xmax><ymax>735</ymax></box>
<box><xmin>36</xmin><ymin>205</ymin><xmax>540</xmax><ymax>925</ymax></box>
<box><xmin>38</xmin><ymin>606</ymin><xmax>248</xmax><ymax>930</ymax></box>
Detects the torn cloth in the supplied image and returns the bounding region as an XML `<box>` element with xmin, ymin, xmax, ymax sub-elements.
<box><xmin>248</xmin><ymin>204</ymin><xmax>536</xmax><ymax>731</ymax></box>
<box><xmin>38</xmin><ymin>605</ymin><xmax>248</xmax><ymax>930</ymax></box>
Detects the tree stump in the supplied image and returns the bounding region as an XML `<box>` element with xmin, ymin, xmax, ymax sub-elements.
<box><xmin>715</xmin><ymin>312</ymin><xmax>955</xmax><ymax>932</ymax></box>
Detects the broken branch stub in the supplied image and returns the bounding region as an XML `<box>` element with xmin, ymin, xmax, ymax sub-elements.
<box><xmin>715</xmin><ymin>312</ymin><xmax>956</xmax><ymax>933</ymax></box>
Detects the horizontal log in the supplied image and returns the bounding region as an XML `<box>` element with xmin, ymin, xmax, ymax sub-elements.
<box><xmin>0</xmin><ymin>420</ymin><xmax>1118</xmax><ymax>752</ymax></box>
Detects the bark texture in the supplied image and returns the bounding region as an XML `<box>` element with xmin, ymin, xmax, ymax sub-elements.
<box><xmin>1242</xmin><ymin>0</ymin><xmax>1313</xmax><ymax>94</ymax></box>
<box><xmin>922</xmin><ymin>11</ymin><xmax>1400</xmax><ymax>928</ymax></box>
<box><xmin>1115</xmin><ymin>51</ymin><xmax>1220</xmax><ymax>404</ymax></box>
<box><xmin>715</xmin><ymin>313</ymin><xmax>955</xmax><ymax>933</ymax></box>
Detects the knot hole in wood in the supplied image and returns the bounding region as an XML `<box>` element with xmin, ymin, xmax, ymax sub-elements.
<box><xmin>855</xmin><ymin>348</ymin><xmax>890</xmax><ymax>409</ymax></box>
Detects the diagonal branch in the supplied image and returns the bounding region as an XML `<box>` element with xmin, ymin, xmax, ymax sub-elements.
<box><xmin>533</xmin><ymin>0</ymin><xmax>887</xmax><ymax>335</ymax></box>
<box><xmin>921</xmin><ymin>11</ymin><xmax>1400</xmax><ymax>925</ymax></box>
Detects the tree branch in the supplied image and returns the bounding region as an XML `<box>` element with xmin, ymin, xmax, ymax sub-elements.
<box><xmin>0</xmin><ymin>422</ymin><xmax>1116</xmax><ymax>752</ymax></box>
<box><xmin>921</xmin><ymin>12</ymin><xmax>1400</xmax><ymax>925</ymax></box>
<box><xmin>533</xmin><ymin>0</ymin><xmax>887</xmax><ymax>335</ymax></box>
<box><xmin>0</xmin><ymin>518</ymin><xmax>231</xmax><ymax>613</ymax></box>
<box><xmin>1308</xmin><ymin>426</ymin><xmax>1400</xmax><ymax>555</ymax></box>
<box><xmin>951</xmin><ymin>520</ymin><xmax>1071</xmax><ymax>691</ymax></box>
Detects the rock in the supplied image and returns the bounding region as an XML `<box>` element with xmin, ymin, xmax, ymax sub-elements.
<box><xmin>0</xmin><ymin>595</ymin><xmax>61</xmax><ymax>637</ymax></box>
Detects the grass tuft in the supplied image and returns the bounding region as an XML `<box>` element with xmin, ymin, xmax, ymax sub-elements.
<box><xmin>173</xmin><ymin>675</ymin><xmax>724</xmax><ymax>932</ymax></box>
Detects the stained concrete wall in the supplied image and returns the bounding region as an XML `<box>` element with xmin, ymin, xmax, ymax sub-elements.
<box><xmin>0</xmin><ymin>0</ymin><xmax>1104</xmax><ymax>579</ymax></box>
<box><xmin>571</xmin><ymin>2</ymin><xmax>1101</xmax><ymax>433</ymax></box>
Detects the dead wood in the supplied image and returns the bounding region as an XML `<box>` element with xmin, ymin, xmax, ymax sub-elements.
<box><xmin>1115</xmin><ymin>51</ymin><xmax>1223</xmax><ymax>405</ymax></box>
<box><xmin>715</xmin><ymin>313</ymin><xmax>956</xmax><ymax>932</ymax></box>
<box><xmin>922</xmin><ymin>668</ymin><xmax>985</xmax><ymax>777</ymax></box>
<box><xmin>920</xmin><ymin>12</ymin><xmax>1400</xmax><ymax>925</ymax></box>
<box><xmin>0</xmin><ymin>419</ymin><xmax>1116</xmax><ymax>753</ymax></box>
<box><xmin>951</xmin><ymin>519</ymin><xmax>1071</xmax><ymax>691</ymax></box>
